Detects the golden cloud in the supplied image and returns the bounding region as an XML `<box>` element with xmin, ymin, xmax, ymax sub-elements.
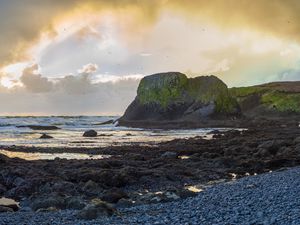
<box><xmin>1</xmin><ymin>0</ymin><xmax>300</xmax><ymax>67</ymax></box>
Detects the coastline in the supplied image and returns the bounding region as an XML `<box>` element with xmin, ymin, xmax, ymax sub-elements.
<box><xmin>0</xmin><ymin>121</ymin><xmax>299</xmax><ymax>223</ymax></box>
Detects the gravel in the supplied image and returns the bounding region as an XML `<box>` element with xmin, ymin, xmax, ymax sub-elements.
<box><xmin>1</xmin><ymin>167</ymin><xmax>300</xmax><ymax>225</ymax></box>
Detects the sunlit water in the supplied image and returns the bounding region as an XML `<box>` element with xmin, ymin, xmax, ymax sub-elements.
<box><xmin>0</xmin><ymin>116</ymin><xmax>230</xmax><ymax>149</ymax></box>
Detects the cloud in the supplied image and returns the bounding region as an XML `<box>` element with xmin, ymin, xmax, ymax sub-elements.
<box><xmin>78</xmin><ymin>63</ymin><xmax>98</xmax><ymax>74</ymax></box>
<box><xmin>1</xmin><ymin>0</ymin><xmax>300</xmax><ymax>68</ymax></box>
<box><xmin>0</xmin><ymin>63</ymin><xmax>142</xmax><ymax>115</ymax></box>
<box><xmin>20</xmin><ymin>64</ymin><xmax>53</xmax><ymax>92</ymax></box>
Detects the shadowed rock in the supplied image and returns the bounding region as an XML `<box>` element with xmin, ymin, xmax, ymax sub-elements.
<box><xmin>83</xmin><ymin>130</ymin><xmax>98</xmax><ymax>137</ymax></box>
<box><xmin>40</xmin><ymin>134</ymin><xmax>53</xmax><ymax>139</ymax></box>
<box><xmin>16</xmin><ymin>125</ymin><xmax>60</xmax><ymax>130</ymax></box>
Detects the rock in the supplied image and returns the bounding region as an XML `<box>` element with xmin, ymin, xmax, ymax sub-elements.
<box><xmin>101</xmin><ymin>188</ymin><xmax>128</xmax><ymax>203</ymax></box>
<box><xmin>83</xmin><ymin>130</ymin><xmax>98</xmax><ymax>137</ymax></box>
<box><xmin>40</xmin><ymin>134</ymin><xmax>53</xmax><ymax>139</ymax></box>
<box><xmin>0</xmin><ymin>198</ymin><xmax>19</xmax><ymax>212</ymax></box>
<box><xmin>208</xmin><ymin>130</ymin><xmax>221</xmax><ymax>135</ymax></box>
<box><xmin>94</xmin><ymin>120</ymin><xmax>114</xmax><ymax>125</ymax></box>
<box><xmin>116</xmin><ymin>198</ymin><xmax>134</xmax><ymax>208</ymax></box>
<box><xmin>65</xmin><ymin>196</ymin><xmax>86</xmax><ymax>210</ymax></box>
<box><xmin>77</xmin><ymin>199</ymin><xmax>116</xmax><ymax>220</ymax></box>
<box><xmin>257</xmin><ymin>148</ymin><xmax>271</xmax><ymax>157</ymax></box>
<box><xmin>36</xmin><ymin>207</ymin><xmax>58</xmax><ymax>213</ymax></box>
<box><xmin>0</xmin><ymin>206</ymin><xmax>14</xmax><ymax>213</ymax></box>
<box><xmin>31</xmin><ymin>195</ymin><xmax>66</xmax><ymax>211</ymax></box>
<box><xmin>160</xmin><ymin>151</ymin><xmax>178</xmax><ymax>159</ymax></box>
<box><xmin>294</xmin><ymin>137</ymin><xmax>300</xmax><ymax>144</ymax></box>
<box><xmin>83</xmin><ymin>180</ymin><xmax>102</xmax><ymax>195</ymax></box>
<box><xmin>16</xmin><ymin>125</ymin><xmax>60</xmax><ymax>130</ymax></box>
<box><xmin>118</xmin><ymin>72</ymin><xmax>240</xmax><ymax>127</ymax></box>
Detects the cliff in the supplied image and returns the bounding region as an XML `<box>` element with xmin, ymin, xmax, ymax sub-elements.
<box><xmin>119</xmin><ymin>72</ymin><xmax>240</xmax><ymax>126</ymax></box>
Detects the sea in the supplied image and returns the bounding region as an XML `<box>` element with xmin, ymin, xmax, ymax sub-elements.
<box><xmin>0</xmin><ymin>116</ymin><xmax>229</xmax><ymax>147</ymax></box>
<box><xmin>0</xmin><ymin>116</ymin><xmax>229</xmax><ymax>160</ymax></box>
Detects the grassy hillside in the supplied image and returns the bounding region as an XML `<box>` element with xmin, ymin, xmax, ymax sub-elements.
<box><xmin>230</xmin><ymin>82</ymin><xmax>300</xmax><ymax>114</ymax></box>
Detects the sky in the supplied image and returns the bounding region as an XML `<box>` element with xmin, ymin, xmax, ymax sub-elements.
<box><xmin>0</xmin><ymin>0</ymin><xmax>300</xmax><ymax>115</ymax></box>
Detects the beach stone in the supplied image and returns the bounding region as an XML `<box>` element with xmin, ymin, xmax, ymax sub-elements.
<box><xmin>40</xmin><ymin>134</ymin><xmax>53</xmax><ymax>139</ymax></box>
<box><xmin>83</xmin><ymin>130</ymin><xmax>98</xmax><ymax>137</ymax></box>
<box><xmin>77</xmin><ymin>199</ymin><xmax>116</xmax><ymax>220</ymax></box>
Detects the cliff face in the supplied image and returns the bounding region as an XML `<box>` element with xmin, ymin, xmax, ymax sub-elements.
<box><xmin>229</xmin><ymin>81</ymin><xmax>300</xmax><ymax>118</ymax></box>
<box><xmin>119</xmin><ymin>72</ymin><xmax>240</xmax><ymax>124</ymax></box>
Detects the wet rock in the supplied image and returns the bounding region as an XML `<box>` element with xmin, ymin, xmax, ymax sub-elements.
<box><xmin>16</xmin><ymin>125</ymin><xmax>60</xmax><ymax>130</ymax></box>
<box><xmin>40</xmin><ymin>134</ymin><xmax>53</xmax><ymax>139</ymax></box>
<box><xmin>208</xmin><ymin>130</ymin><xmax>221</xmax><ymax>135</ymax></box>
<box><xmin>116</xmin><ymin>198</ymin><xmax>134</xmax><ymax>208</ymax></box>
<box><xmin>0</xmin><ymin>206</ymin><xmax>14</xmax><ymax>213</ymax></box>
<box><xmin>65</xmin><ymin>196</ymin><xmax>86</xmax><ymax>210</ymax></box>
<box><xmin>77</xmin><ymin>199</ymin><xmax>116</xmax><ymax>220</ymax></box>
<box><xmin>83</xmin><ymin>130</ymin><xmax>98</xmax><ymax>137</ymax></box>
<box><xmin>95</xmin><ymin>120</ymin><xmax>114</xmax><ymax>125</ymax></box>
<box><xmin>0</xmin><ymin>184</ymin><xmax>7</xmax><ymax>195</ymax></box>
<box><xmin>101</xmin><ymin>188</ymin><xmax>128</xmax><ymax>203</ymax></box>
<box><xmin>160</xmin><ymin>151</ymin><xmax>178</xmax><ymax>159</ymax></box>
<box><xmin>83</xmin><ymin>180</ymin><xmax>102</xmax><ymax>195</ymax></box>
<box><xmin>294</xmin><ymin>137</ymin><xmax>300</xmax><ymax>144</ymax></box>
<box><xmin>257</xmin><ymin>148</ymin><xmax>271</xmax><ymax>157</ymax></box>
<box><xmin>31</xmin><ymin>195</ymin><xmax>66</xmax><ymax>211</ymax></box>
<box><xmin>36</xmin><ymin>207</ymin><xmax>58</xmax><ymax>213</ymax></box>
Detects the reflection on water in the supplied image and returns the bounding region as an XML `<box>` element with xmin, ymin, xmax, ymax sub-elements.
<box><xmin>0</xmin><ymin>116</ymin><xmax>241</xmax><ymax>148</ymax></box>
<box><xmin>0</xmin><ymin>150</ymin><xmax>110</xmax><ymax>161</ymax></box>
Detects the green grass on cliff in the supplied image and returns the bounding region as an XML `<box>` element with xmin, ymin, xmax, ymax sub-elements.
<box><xmin>261</xmin><ymin>92</ymin><xmax>300</xmax><ymax>112</ymax></box>
<box><xmin>230</xmin><ymin>86</ymin><xmax>300</xmax><ymax>113</ymax></box>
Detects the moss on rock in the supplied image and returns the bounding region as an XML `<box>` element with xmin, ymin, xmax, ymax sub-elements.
<box><xmin>137</xmin><ymin>72</ymin><xmax>188</xmax><ymax>107</ymax></box>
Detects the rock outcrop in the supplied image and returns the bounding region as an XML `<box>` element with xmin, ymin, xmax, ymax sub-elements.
<box><xmin>119</xmin><ymin>72</ymin><xmax>240</xmax><ymax>127</ymax></box>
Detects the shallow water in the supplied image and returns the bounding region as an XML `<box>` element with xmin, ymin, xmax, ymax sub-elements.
<box><xmin>0</xmin><ymin>149</ymin><xmax>110</xmax><ymax>161</ymax></box>
<box><xmin>0</xmin><ymin>116</ymin><xmax>230</xmax><ymax>148</ymax></box>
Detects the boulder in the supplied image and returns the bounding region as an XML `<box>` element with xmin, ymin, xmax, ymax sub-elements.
<box><xmin>101</xmin><ymin>188</ymin><xmax>128</xmax><ymax>203</ymax></box>
<box><xmin>119</xmin><ymin>72</ymin><xmax>240</xmax><ymax>127</ymax></box>
<box><xmin>40</xmin><ymin>134</ymin><xmax>53</xmax><ymax>139</ymax></box>
<box><xmin>83</xmin><ymin>130</ymin><xmax>98</xmax><ymax>137</ymax></box>
<box><xmin>77</xmin><ymin>199</ymin><xmax>116</xmax><ymax>220</ymax></box>
<box><xmin>0</xmin><ymin>198</ymin><xmax>19</xmax><ymax>212</ymax></box>
<box><xmin>30</xmin><ymin>195</ymin><xmax>66</xmax><ymax>211</ymax></box>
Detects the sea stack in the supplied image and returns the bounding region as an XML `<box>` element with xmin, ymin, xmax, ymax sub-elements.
<box><xmin>119</xmin><ymin>72</ymin><xmax>240</xmax><ymax>127</ymax></box>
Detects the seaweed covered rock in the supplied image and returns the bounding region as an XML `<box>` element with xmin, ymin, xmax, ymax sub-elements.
<box><xmin>119</xmin><ymin>72</ymin><xmax>240</xmax><ymax>127</ymax></box>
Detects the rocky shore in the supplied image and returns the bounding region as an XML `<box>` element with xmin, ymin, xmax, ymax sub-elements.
<box><xmin>1</xmin><ymin>166</ymin><xmax>300</xmax><ymax>224</ymax></box>
<box><xmin>0</xmin><ymin>121</ymin><xmax>299</xmax><ymax>223</ymax></box>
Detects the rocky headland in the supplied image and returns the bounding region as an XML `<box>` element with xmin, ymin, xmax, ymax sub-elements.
<box><xmin>119</xmin><ymin>72</ymin><xmax>300</xmax><ymax>128</ymax></box>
